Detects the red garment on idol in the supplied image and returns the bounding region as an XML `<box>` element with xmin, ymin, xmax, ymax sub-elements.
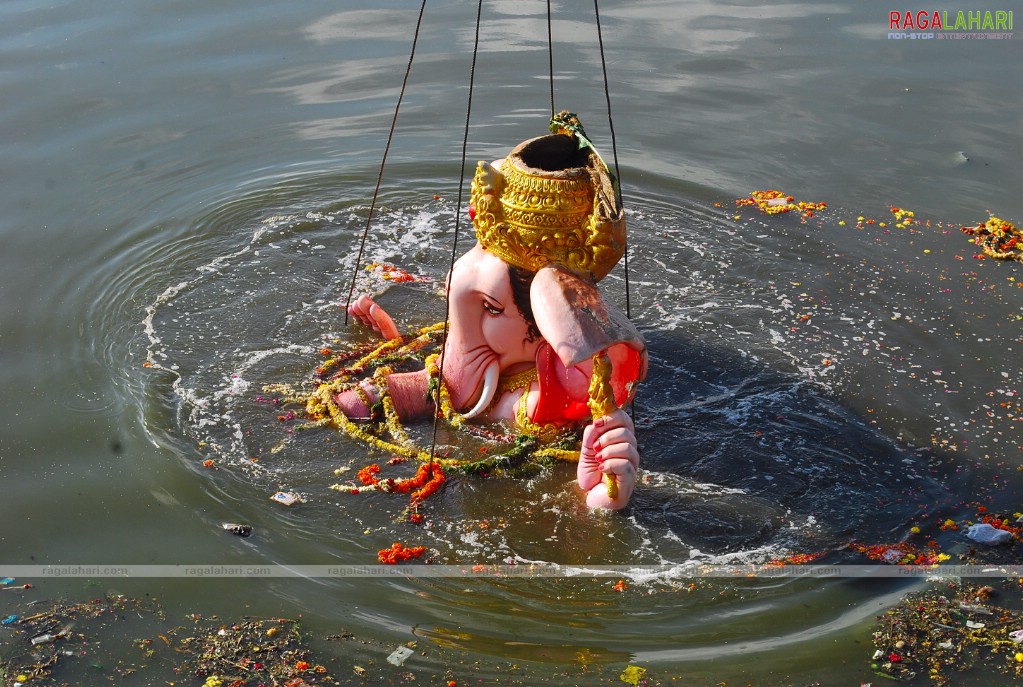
<box><xmin>531</xmin><ymin>342</ymin><xmax>644</xmax><ymax>425</ymax></box>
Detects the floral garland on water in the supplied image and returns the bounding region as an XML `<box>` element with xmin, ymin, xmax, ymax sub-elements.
<box><xmin>265</xmin><ymin>320</ymin><xmax>582</xmax><ymax>524</ymax></box>
<box><xmin>961</xmin><ymin>216</ymin><xmax>1023</xmax><ymax>261</ymax></box>
<box><xmin>735</xmin><ymin>189</ymin><xmax>827</xmax><ymax>221</ymax></box>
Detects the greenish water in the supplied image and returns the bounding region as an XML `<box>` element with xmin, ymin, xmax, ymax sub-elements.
<box><xmin>2</xmin><ymin>1</ymin><xmax>1022</xmax><ymax>685</ymax></box>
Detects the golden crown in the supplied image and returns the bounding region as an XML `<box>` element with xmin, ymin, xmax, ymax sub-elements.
<box><xmin>469</xmin><ymin>133</ymin><xmax>625</xmax><ymax>282</ymax></box>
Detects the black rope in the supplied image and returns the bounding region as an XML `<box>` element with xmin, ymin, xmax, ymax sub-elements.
<box><xmin>546</xmin><ymin>0</ymin><xmax>555</xmax><ymax>118</ymax></box>
<box><xmin>592</xmin><ymin>0</ymin><xmax>639</xmax><ymax>428</ymax></box>
<box><xmin>428</xmin><ymin>0</ymin><xmax>484</xmax><ymax>463</ymax></box>
<box><xmin>343</xmin><ymin>0</ymin><xmax>429</xmax><ymax>323</ymax></box>
<box><xmin>592</xmin><ymin>0</ymin><xmax>629</xmax><ymax>320</ymax></box>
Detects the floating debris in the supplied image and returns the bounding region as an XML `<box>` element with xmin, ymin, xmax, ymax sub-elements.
<box><xmin>870</xmin><ymin>580</ymin><xmax>1023</xmax><ymax>685</ymax></box>
<box><xmin>270</xmin><ymin>491</ymin><xmax>302</xmax><ymax>506</ymax></box>
<box><xmin>386</xmin><ymin>644</ymin><xmax>415</xmax><ymax>666</ymax></box>
<box><xmin>222</xmin><ymin>522</ymin><xmax>253</xmax><ymax>537</ymax></box>
<box><xmin>175</xmin><ymin>617</ymin><xmax>336</xmax><ymax>687</ymax></box>
<box><xmin>0</xmin><ymin>594</ymin><xmax>165</xmax><ymax>685</ymax></box>
<box><xmin>966</xmin><ymin>522</ymin><xmax>1014</xmax><ymax>546</ymax></box>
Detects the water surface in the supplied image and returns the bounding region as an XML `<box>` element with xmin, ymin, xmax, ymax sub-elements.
<box><xmin>2</xmin><ymin>1</ymin><xmax>1022</xmax><ymax>684</ymax></box>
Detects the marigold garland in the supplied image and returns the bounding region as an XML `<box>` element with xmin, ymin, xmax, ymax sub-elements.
<box><xmin>279</xmin><ymin>323</ymin><xmax>580</xmax><ymax>472</ymax></box>
<box><xmin>961</xmin><ymin>216</ymin><xmax>1023</xmax><ymax>261</ymax></box>
<box><xmin>736</xmin><ymin>189</ymin><xmax>827</xmax><ymax>221</ymax></box>
<box><xmin>348</xmin><ymin>462</ymin><xmax>446</xmax><ymax>504</ymax></box>
<box><xmin>266</xmin><ymin>313</ymin><xmax>589</xmax><ymax>532</ymax></box>
<box><xmin>378</xmin><ymin>542</ymin><xmax>428</xmax><ymax>564</ymax></box>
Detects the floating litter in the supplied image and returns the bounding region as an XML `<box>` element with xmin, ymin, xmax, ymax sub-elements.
<box><xmin>387</xmin><ymin>645</ymin><xmax>415</xmax><ymax>666</ymax></box>
<box><xmin>966</xmin><ymin>523</ymin><xmax>1013</xmax><ymax>546</ymax></box>
<box><xmin>270</xmin><ymin>491</ymin><xmax>301</xmax><ymax>506</ymax></box>
<box><xmin>222</xmin><ymin>523</ymin><xmax>253</xmax><ymax>537</ymax></box>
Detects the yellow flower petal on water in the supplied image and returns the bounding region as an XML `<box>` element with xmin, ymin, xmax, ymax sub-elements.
<box><xmin>620</xmin><ymin>665</ymin><xmax>648</xmax><ymax>686</ymax></box>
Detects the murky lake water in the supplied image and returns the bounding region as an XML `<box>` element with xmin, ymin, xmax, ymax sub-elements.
<box><xmin>2</xmin><ymin>0</ymin><xmax>1022</xmax><ymax>684</ymax></box>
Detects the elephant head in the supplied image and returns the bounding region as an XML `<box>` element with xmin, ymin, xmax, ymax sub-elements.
<box><xmin>440</xmin><ymin>242</ymin><xmax>544</xmax><ymax>418</ymax></box>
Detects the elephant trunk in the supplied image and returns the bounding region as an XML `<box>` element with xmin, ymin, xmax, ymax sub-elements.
<box><xmin>440</xmin><ymin>335</ymin><xmax>501</xmax><ymax>419</ymax></box>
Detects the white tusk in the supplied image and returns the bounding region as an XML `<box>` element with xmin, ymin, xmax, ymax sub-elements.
<box><xmin>460</xmin><ymin>360</ymin><xmax>500</xmax><ymax>419</ymax></box>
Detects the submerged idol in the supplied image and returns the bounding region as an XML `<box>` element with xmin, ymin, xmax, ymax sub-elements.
<box><xmin>332</xmin><ymin>121</ymin><xmax>647</xmax><ymax>509</ymax></box>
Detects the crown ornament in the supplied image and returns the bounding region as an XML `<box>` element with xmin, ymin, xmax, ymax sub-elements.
<box><xmin>469</xmin><ymin>116</ymin><xmax>625</xmax><ymax>282</ymax></box>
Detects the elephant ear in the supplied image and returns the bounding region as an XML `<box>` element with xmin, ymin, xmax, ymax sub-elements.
<box><xmin>530</xmin><ymin>264</ymin><xmax>645</xmax><ymax>369</ymax></box>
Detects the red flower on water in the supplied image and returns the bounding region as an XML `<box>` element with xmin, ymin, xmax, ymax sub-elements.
<box><xmin>378</xmin><ymin>542</ymin><xmax>428</xmax><ymax>564</ymax></box>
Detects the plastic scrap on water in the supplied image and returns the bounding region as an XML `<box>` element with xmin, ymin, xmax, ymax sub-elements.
<box><xmin>222</xmin><ymin>522</ymin><xmax>253</xmax><ymax>537</ymax></box>
<box><xmin>386</xmin><ymin>645</ymin><xmax>415</xmax><ymax>666</ymax></box>
<box><xmin>270</xmin><ymin>491</ymin><xmax>301</xmax><ymax>506</ymax></box>
<box><xmin>966</xmin><ymin>523</ymin><xmax>1013</xmax><ymax>545</ymax></box>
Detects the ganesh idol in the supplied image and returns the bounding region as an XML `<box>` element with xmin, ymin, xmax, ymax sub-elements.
<box><xmin>334</xmin><ymin>127</ymin><xmax>647</xmax><ymax>509</ymax></box>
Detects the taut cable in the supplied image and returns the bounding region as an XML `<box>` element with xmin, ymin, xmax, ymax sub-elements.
<box><xmin>429</xmin><ymin>0</ymin><xmax>485</xmax><ymax>465</ymax></box>
<box><xmin>547</xmin><ymin>0</ymin><xmax>555</xmax><ymax>118</ymax></box>
<box><xmin>344</xmin><ymin>0</ymin><xmax>429</xmax><ymax>323</ymax></box>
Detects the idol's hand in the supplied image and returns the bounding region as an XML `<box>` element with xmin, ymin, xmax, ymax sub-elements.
<box><xmin>348</xmin><ymin>295</ymin><xmax>400</xmax><ymax>341</ymax></box>
<box><xmin>577</xmin><ymin>409</ymin><xmax>639</xmax><ymax>510</ymax></box>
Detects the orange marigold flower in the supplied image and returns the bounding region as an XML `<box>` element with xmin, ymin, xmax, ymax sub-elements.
<box><xmin>357</xmin><ymin>464</ymin><xmax>381</xmax><ymax>486</ymax></box>
<box><xmin>378</xmin><ymin>542</ymin><xmax>428</xmax><ymax>564</ymax></box>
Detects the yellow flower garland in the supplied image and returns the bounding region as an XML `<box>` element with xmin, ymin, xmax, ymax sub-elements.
<box><xmin>268</xmin><ymin>318</ymin><xmax>597</xmax><ymax>482</ymax></box>
<box><xmin>279</xmin><ymin>322</ymin><xmax>582</xmax><ymax>473</ymax></box>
